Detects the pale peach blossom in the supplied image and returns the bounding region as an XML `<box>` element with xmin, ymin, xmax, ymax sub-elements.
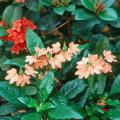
<box><xmin>60</xmin><ymin>51</ymin><xmax>72</xmax><ymax>61</ymax></box>
<box><xmin>88</xmin><ymin>54</ymin><xmax>103</xmax><ymax>75</ymax></box>
<box><xmin>75</xmin><ymin>58</ymin><xmax>90</xmax><ymax>79</ymax></box>
<box><xmin>97</xmin><ymin>100</ymin><xmax>106</xmax><ymax>106</ymax></box>
<box><xmin>25</xmin><ymin>64</ymin><xmax>38</xmax><ymax>77</ymax></box>
<box><xmin>52</xmin><ymin>42</ymin><xmax>61</xmax><ymax>53</ymax></box>
<box><xmin>25</xmin><ymin>55</ymin><xmax>37</xmax><ymax>65</ymax></box>
<box><xmin>16</xmin><ymin>74</ymin><xmax>30</xmax><ymax>87</ymax></box>
<box><xmin>49</xmin><ymin>54</ymin><xmax>65</xmax><ymax>69</ymax></box>
<box><xmin>68</xmin><ymin>42</ymin><xmax>79</xmax><ymax>55</ymax></box>
<box><xmin>5</xmin><ymin>68</ymin><xmax>31</xmax><ymax>87</ymax></box>
<box><xmin>102</xmin><ymin>62</ymin><xmax>112</xmax><ymax>73</ymax></box>
<box><xmin>5</xmin><ymin>68</ymin><xmax>19</xmax><ymax>84</ymax></box>
<box><xmin>35</xmin><ymin>47</ymin><xmax>48</xmax><ymax>57</ymax></box>
<box><xmin>103</xmin><ymin>50</ymin><xmax>117</xmax><ymax>63</ymax></box>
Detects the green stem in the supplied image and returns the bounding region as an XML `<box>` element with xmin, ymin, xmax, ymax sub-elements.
<box><xmin>88</xmin><ymin>75</ymin><xmax>94</xmax><ymax>94</ymax></box>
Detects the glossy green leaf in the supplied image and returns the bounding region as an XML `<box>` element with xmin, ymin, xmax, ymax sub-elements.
<box><xmin>0</xmin><ymin>103</ymin><xmax>21</xmax><ymax>115</ymax></box>
<box><xmin>39</xmin><ymin>0</ymin><xmax>52</xmax><ymax>6</ymax></box>
<box><xmin>26</xmin><ymin>28</ymin><xmax>44</xmax><ymax>54</ymax></box>
<box><xmin>60</xmin><ymin>78</ymin><xmax>87</xmax><ymax>99</ymax></box>
<box><xmin>0</xmin><ymin>26</ymin><xmax>7</xmax><ymax>37</ymax></box>
<box><xmin>66</xmin><ymin>4</ymin><xmax>76</xmax><ymax>12</ymax></box>
<box><xmin>18</xmin><ymin>97</ymin><xmax>37</xmax><ymax>108</ymax></box>
<box><xmin>4</xmin><ymin>56</ymin><xmax>25</xmax><ymax>67</ymax></box>
<box><xmin>48</xmin><ymin>105</ymin><xmax>83</xmax><ymax>119</ymax></box>
<box><xmin>73</xmin><ymin>8</ymin><xmax>94</xmax><ymax>20</ymax></box>
<box><xmin>103</xmin><ymin>0</ymin><xmax>115</xmax><ymax>7</ymax></box>
<box><xmin>81</xmin><ymin>0</ymin><xmax>95</xmax><ymax>11</ymax></box>
<box><xmin>2</xmin><ymin>5</ymin><xmax>22</xmax><ymax>26</ymax></box>
<box><xmin>109</xmin><ymin>75</ymin><xmax>120</xmax><ymax>95</ymax></box>
<box><xmin>53</xmin><ymin>7</ymin><xmax>65</xmax><ymax>15</ymax></box>
<box><xmin>0</xmin><ymin>81</ymin><xmax>25</xmax><ymax>104</ymax></box>
<box><xmin>108</xmin><ymin>107</ymin><xmax>120</xmax><ymax>119</ymax></box>
<box><xmin>99</xmin><ymin>8</ymin><xmax>118</xmax><ymax>21</ymax></box>
<box><xmin>39</xmin><ymin>72</ymin><xmax>54</xmax><ymax>102</ymax></box>
<box><xmin>21</xmin><ymin>113</ymin><xmax>41</xmax><ymax>120</ymax></box>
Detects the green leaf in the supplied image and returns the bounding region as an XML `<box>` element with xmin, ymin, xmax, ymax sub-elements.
<box><xmin>24</xmin><ymin>86</ymin><xmax>37</xmax><ymax>96</ymax></box>
<box><xmin>26</xmin><ymin>28</ymin><xmax>44</xmax><ymax>54</ymax></box>
<box><xmin>0</xmin><ymin>117</ymin><xmax>13</xmax><ymax>120</ymax></box>
<box><xmin>18</xmin><ymin>97</ymin><xmax>37</xmax><ymax>108</ymax></box>
<box><xmin>108</xmin><ymin>107</ymin><xmax>120</xmax><ymax>119</ymax></box>
<box><xmin>71</xmin><ymin>0</ymin><xmax>81</xmax><ymax>6</ymax></box>
<box><xmin>90</xmin><ymin>116</ymin><xmax>99</xmax><ymax>120</ymax></box>
<box><xmin>95</xmin><ymin>34</ymin><xmax>110</xmax><ymax>54</ymax></box>
<box><xmin>99</xmin><ymin>8</ymin><xmax>118</xmax><ymax>21</ymax></box>
<box><xmin>0</xmin><ymin>103</ymin><xmax>21</xmax><ymax>115</ymax></box>
<box><xmin>106</xmin><ymin>99</ymin><xmax>120</xmax><ymax>106</ymax></box>
<box><xmin>109</xmin><ymin>75</ymin><xmax>120</xmax><ymax>95</ymax></box>
<box><xmin>39</xmin><ymin>72</ymin><xmax>54</xmax><ymax>102</ymax></box>
<box><xmin>73</xmin><ymin>8</ymin><xmax>94</xmax><ymax>20</ymax></box>
<box><xmin>39</xmin><ymin>0</ymin><xmax>52</xmax><ymax>6</ymax></box>
<box><xmin>48</xmin><ymin>105</ymin><xmax>83</xmax><ymax>119</ymax></box>
<box><xmin>60</xmin><ymin>78</ymin><xmax>87</xmax><ymax>99</ymax></box>
<box><xmin>66</xmin><ymin>4</ymin><xmax>76</xmax><ymax>12</ymax></box>
<box><xmin>103</xmin><ymin>0</ymin><xmax>115</xmax><ymax>7</ymax></box>
<box><xmin>21</xmin><ymin>113</ymin><xmax>41</xmax><ymax>120</ymax></box>
<box><xmin>4</xmin><ymin>56</ymin><xmax>25</xmax><ymax>67</ymax></box>
<box><xmin>38</xmin><ymin>102</ymin><xmax>55</xmax><ymax>111</ymax></box>
<box><xmin>25</xmin><ymin>0</ymin><xmax>40</xmax><ymax>11</ymax></box>
<box><xmin>0</xmin><ymin>81</ymin><xmax>25</xmax><ymax>104</ymax></box>
<box><xmin>53</xmin><ymin>7</ymin><xmax>65</xmax><ymax>15</ymax></box>
<box><xmin>94</xmin><ymin>75</ymin><xmax>106</xmax><ymax>95</ymax></box>
<box><xmin>77</xmin><ymin>88</ymin><xmax>89</xmax><ymax>108</ymax></box>
<box><xmin>2</xmin><ymin>5</ymin><xmax>22</xmax><ymax>26</ymax></box>
<box><xmin>81</xmin><ymin>0</ymin><xmax>95</xmax><ymax>11</ymax></box>
<box><xmin>0</xmin><ymin>26</ymin><xmax>7</xmax><ymax>37</ymax></box>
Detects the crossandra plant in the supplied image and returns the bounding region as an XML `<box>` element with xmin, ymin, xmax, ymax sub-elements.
<box><xmin>0</xmin><ymin>0</ymin><xmax>120</xmax><ymax>120</ymax></box>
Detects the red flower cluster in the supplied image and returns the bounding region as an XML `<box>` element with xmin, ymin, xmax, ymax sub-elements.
<box><xmin>3</xmin><ymin>17</ymin><xmax>36</xmax><ymax>54</ymax></box>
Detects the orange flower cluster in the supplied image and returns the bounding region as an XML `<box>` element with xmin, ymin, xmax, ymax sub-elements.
<box><xmin>5</xmin><ymin>42</ymin><xmax>79</xmax><ymax>87</ymax></box>
<box><xmin>75</xmin><ymin>50</ymin><xmax>117</xmax><ymax>79</ymax></box>
<box><xmin>3</xmin><ymin>17</ymin><xmax>36</xmax><ymax>54</ymax></box>
<box><xmin>5</xmin><ymin>65</ymin><xmax>38</xmax><ymax>87</ymax></box>
<box><xmin>26</xmin><ymin>42</ymin><xmax>80</xmax><ymax>70</ymax></box>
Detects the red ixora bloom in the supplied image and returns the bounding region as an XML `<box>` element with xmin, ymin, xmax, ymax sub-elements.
<box><xmin>3</xmin><ymin>17</ymin><xmax>36</xmax><ymax>54</ymax></box>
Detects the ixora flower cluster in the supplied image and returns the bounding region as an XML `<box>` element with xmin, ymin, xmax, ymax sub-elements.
<box><xmin>2</xmin><ymin>17</ymin><xmax>36</xmax><ymax>54</ymax></box>
<box><xmin>5</xmin><ymin>42</ymin><xmax>80</xmax><ymax>87</ymax></box>
<box><xmin>75</xmin><ymin>50</ymin><xmax>117</xmax><ymax>79</ymax></box>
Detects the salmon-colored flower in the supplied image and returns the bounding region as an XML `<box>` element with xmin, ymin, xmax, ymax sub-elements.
<box><xmin>88</xmin><ymin>54</ymin><xmax>103</xmax><ymax>75</ymax></box>
<box><xmin>75</xmin><ymin>58</ymin><xmax>90</xmax><ymax>79</ymax></box>
<box><xmin>5</xmin><ymin>68</ymin><xmax>19</xmax><ymax>84</ymax></box>
<box><xmin>68</xmin><ymin>42</ymin><xmax>79</xmax><ymax>55</ymax></box>
<box><xmin>60</xmin><ymin>51</ymin><xmax>72</xmax><ymax>61</ymax></box>
<box><xmin>52</xmin><ymin>42</ymin><xmax>61</xmax><ymax>53</ymax></box>
<box><xmin>16</xmin><ymin>0</ymin><xmax>25</xmax><ymax>3</ymax></box>
<box><xmin>25</xmin><ymin>55</ymin><xmax>37</xmax><ymax>65</ymax></box>
<box><xmin>5</xmin><ymin>68</ymin><xmax>30</xmax><ymax>87</ymax></box>
<box><xmin>75</xmin><ymin>51</ymin><xmax>117</xmax><ymax>79</ymax></box>
<box><xmin>103</xmin><ymin>50</ymin><xmax>117</xmax><ymax>63</ymax></box>
<box><xmin>25</xmin><ymin>64</ymin><xmax>38</xmax><ymax>77</ymax></box>
<box><xmin>35</xmin><ymin>47</ymin><xmax>48</xmax><ymax>57</ymax></box>
<box><xmin>102</xmin><ymin>62</ymin><xmax>112</xmax><ymax>73</ymax></box>
<box><xmin>49</xmin><ymin>54</ymin><xmax>65</xmax><ymax>69</ymax></box>
<box><xmin>97</xmin><ymin>100</ymin><xmax>106</xmax><ymax>106</ymax></box>
<box><xmin>33</xmin><ymin>55</ymin><xmax>48</xmax><ymax>69</ymax></box>
<box><xmin>16</xmin><ymin>75</ymin><xmax>30</xmax><ymax>87</ymax></box>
